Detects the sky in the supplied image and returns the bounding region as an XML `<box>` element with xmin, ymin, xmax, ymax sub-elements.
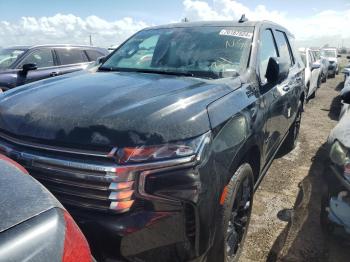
<box><xmin>0</xmin><ymin>0</ymin><xmax>350</xmax><ymax>48</ymax></box>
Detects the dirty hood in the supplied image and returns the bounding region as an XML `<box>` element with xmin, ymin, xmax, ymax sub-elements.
<box><xmin>0</xmin><ymin>71</ymin><xmax>240</xmax><ymax>149</ymax></box>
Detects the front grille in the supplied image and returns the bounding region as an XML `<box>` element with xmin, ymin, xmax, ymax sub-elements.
<box><xmin>0</xmin><ymin>134</ymin><xmax>135</xmax><ymax>213</ymax></box>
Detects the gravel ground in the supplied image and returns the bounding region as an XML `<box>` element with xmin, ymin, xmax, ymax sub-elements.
<box><xmin>241</xmin><ymin>59</ymin><xmax>350</xmax><ymax>262</ymax></box>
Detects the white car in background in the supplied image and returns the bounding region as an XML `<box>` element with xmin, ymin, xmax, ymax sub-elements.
<box><xmin>299</xmin><ymin>47</ymin><xmax>321</xmax><ymax>100</ymax></box>
<box><xmin>322</xmin><ymin>47</ymin><xmax>339</xmax><ymax>78</ymax></box>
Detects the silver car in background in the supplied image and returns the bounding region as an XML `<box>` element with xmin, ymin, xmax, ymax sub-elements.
<box><xmin>322</xmin><ymin>47</ymin><xmax>339</xmax><ymax>78</ymax></box>
<box><xmin>311</xmin><ymin>48</ymin><xmax>329</xmax><ymax>83</ymax></box>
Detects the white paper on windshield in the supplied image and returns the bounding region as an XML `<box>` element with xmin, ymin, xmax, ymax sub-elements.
<box><xmin>219</xmin><ymin>29</ymin><xmax>253</xmax><ymax>39</ymax></box>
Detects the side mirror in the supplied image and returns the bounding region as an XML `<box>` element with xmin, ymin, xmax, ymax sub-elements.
<box><xmin>311</xmin><ymin>62</ymin><xmax>321</xmax><ymax>71</ymax></box>
<box><xmin>265</xmin><ymin>57</ymin><xmax>289</xmax><ymax>84</ymax></box>
<box><xmin>96</xmin><ymin>56</ymin><xmax>107</xmax><ymax>64</ymax></box>
<box><xmin>21</xmin><ymin>63</ymin><xmax>37</xmax><ymax>73</ymax></box>
<box><xmin>341</xmin><ymin>86</ymin><xmax>350</xmax><ymax>104</ymax></box>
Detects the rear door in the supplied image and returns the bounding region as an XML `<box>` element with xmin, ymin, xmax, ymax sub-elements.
<box><xmin>16</xmin><ymin>48</ymin><xmax>58</xmax><ymax>85</ymax></box>
<box><xmin>309</xmin><ymin>51</ymin><xmax>320</xmax><ymax>92</ymax></box>
<box><xmin>54</xmin><ymin>48</ymin><xmax>90</xmax><ymax>75</ymax></box>
<box><xmin>273</xmin><ymin>30</ymin><xmax>303</xmax><ymax>128</ymax></box>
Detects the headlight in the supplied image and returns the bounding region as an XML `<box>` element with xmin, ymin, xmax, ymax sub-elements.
<box><xmin>330</xmin><ymin>141</ymin><xmax>349</xmax><ymax>166</ymax></box>
<box><xmin>330</xmin><ymin>141</ymin><xmax>350</xmax><ymax>182</ymax></box>
<box><xmin>115</xmin><ymin>132</ymin><xmax>211</xmax><ymax>164</ymax></box>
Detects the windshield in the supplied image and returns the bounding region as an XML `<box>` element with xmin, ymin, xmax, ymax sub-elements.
<box><xmin>322</xmin><ymin>50</ymin><xmax>336</xmax><ymax>58</ymax></box>
<box><xmin>101</xmin><ymin>26</ymin><xmax>254</xmax><ymax>79</ymax></box>
<box><xmin>0</xmin><ymin>48</ymin><xmax>26</xmax><ymax>69</ymax></box>
<box><xmin>312</xmin><ymin>51</ymin><xmax>320</xmax><ymax>60</ymax></box>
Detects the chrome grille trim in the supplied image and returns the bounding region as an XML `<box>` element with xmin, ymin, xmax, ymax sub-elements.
<box><xmin>0</xmin><ymin>131</ymin><xmax>113</xmax><ymax>157</ymax></box>
<box><xmin>0</xmin><ymin>135</ymin><xmax>197</xmax><ymax>213</ymax></box>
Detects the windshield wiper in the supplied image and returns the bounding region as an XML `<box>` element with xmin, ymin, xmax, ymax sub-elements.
<box><xmin>99</xmin><ymin>67</ymin><xmax>194</xmax><ymax>77</ymax></box>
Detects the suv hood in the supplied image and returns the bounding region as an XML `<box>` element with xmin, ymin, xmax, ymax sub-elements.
<box><xmin>327</xmin><ymin>57</ymin><xmax>338</xmax><ymax>63</ymax></box>
<box><xmin>0</xmin><ymin>71</ymin><xmax>240</xmax><ymax>149</ymax></box>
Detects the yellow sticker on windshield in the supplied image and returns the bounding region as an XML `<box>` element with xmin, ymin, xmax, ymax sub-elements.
<box><xmin>219</xmin><ymin>29</ymin><xmax>253</xmax><ymax>39</ymax></box>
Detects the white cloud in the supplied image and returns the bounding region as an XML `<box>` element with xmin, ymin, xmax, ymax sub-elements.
<box><xmin>0</xmin><ymin>2</ymin><xmax>349</xmax><ymax>49</ymax></box>
<box><xmin>183</xmin><ymin>0</ymin><xmax>350</xmax><ymax>47</ymax></box>
<box><xmin>0</xmin><ymin>14</ymin><xmax>148</xmax><ymax>48</ymax></box>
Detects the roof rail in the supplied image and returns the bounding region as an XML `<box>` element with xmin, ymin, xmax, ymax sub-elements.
<box><xmin>238</xmin><ymin>14</ymin><xmax>248</xmax><ymax>23</ymax></box>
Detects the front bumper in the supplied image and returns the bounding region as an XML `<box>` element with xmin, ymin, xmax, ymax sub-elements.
<box><xmin>328</xmin><ymin>63</ymin><xmax>338</xmax><ymax>74</ymax></box>
<box><xmin>0</xmin><ymin>131</ymin><xmax>218</xmax><ymax>261</ymax></box>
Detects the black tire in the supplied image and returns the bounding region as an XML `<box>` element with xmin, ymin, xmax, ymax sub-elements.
<box><xmin>207</xmin><ymin>163</ymin><xmax>254</xmax><ymax>262</ymax></box>
<box><xmin>322</xmin><ymin>72</ymin><xmax>327</xmax><ymax>83</ymax></box>
<box><xmin>281</xmin><ymin>102</ymin><xmax>302</xmax><ymax>153</ymax></box>
<box><xmin>304</xmin><ymin>84</ymin><xmax>310</xmax><ymax>103</ymax></box>
<box><xmin>309</xmin><ymin>89</ymin><xmax>316</xmax><ymax>99</ymax></box>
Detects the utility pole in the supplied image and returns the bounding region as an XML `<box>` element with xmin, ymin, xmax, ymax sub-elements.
<box><xmin>89</xmin><ymin>34</ymin><xmax>93</xmax><ymax>46</ymax></box>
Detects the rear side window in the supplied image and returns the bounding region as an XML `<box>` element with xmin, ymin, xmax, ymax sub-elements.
<box><xmin>287</xmin><ymin>35</ymin><xmax>304</xmax><ymax>68</ymax></box>
<box><xmin>56</xmin><ymin>49</ymin><xmax>88</xmax><ymax>65</ymax></box>
<box><xmin>21</xmin><ymin>49</ymin><xmax>54</xmax><ymax>68</ymax></box>
<box><xmin>274</xmin><ymin>30</ymin><xmax>293</xmax><ymax>66</ymax></box>
<box><xmin>85</xmin><ymin>50</ymin><xmax>104</xmax><ymax>61</ymax></box>
<box><xmin>258</xmin><ymin>29</ymin><xmax>278</xmax><ymax>83</ymax></box>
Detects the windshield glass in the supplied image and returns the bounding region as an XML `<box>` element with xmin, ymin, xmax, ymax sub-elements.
<box><xmin>312</xmin><ymin>51</ymin><xmax>320</xmax><ymax>60</ymax></box>
<box><xmin>101</xmin><ymin>26</ymin><xmax>254</xmax><ymax>79</ymax></box>
<box><xmin>322</xmin><ymin>50</ymin><xmax>336</xmax><ymax>58</ymax></box>
<box><xmin>0</xmin><ymin>48</ymin><xmax>26</xmax><ymax>69</ymax></box>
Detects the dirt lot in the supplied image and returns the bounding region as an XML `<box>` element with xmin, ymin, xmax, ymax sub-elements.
<box><xmin>241</xmin><ymin>60</ymin><xmax>350</xmax><ymax>262</ymax></box>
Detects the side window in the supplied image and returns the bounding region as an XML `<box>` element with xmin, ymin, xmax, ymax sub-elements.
<box><xmin>259</xmin><ymin>29</ymin><xmax>278</xmax><ymax>84</ymax></box>
<box><xmin>56</xmin><ymin>49</ymin><xmax>88</xmax><ymax>65</ymax></box>
<box><xmin>21</xmin><ymin>49</ymin><xmax>54</xmax><ymax>68</ymax></box>
<box><xmin>288</xmin><ymin>35</ymin><xmax>303</xmax><ymax>67</ymax></box>
<box><xmin>274</xmin><ymin>30</ymin><xmax>293</xmax><ymax>66</ymax></box>
<box><xmin>85</xmin><ymin>50</ymin><xmax>104</xmax><ymax>61</ymax></box>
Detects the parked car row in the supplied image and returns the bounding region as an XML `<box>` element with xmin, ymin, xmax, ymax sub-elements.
<box><xmin>298</xmin><ymin>47</ymin><xmax>340</xmax><ymax>102</ymax></box>
<box><xmin>0</xmin><ymin>17</ymin><xmax>307</xmax><ymax>262</ymax></box>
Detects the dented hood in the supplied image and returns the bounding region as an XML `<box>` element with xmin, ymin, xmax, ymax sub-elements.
<box><xmin>0</xmin><ymin>71</ymin><xmax>240</xmax><ymax>149</ymax></box>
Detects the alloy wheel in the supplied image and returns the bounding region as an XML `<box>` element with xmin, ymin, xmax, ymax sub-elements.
<box><xmin>225</xmin><ymin>177</ymin><xmax>252</xmax><ymax>261</ymax></box>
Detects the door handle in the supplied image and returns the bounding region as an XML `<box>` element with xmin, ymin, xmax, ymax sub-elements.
<box><xmin>282</xmin><ymin>86</ymin><xmax>291</xmax><ymax>92</ymax></box>
<box><xmin>50</xmin><ymin>72</ymin><xmax>59</xmax><ymax>77</ymax></box>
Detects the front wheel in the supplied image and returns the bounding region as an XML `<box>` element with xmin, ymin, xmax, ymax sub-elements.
<box><xmin>207</xmin><ymin>163</ymin><xmax>254</xmax><ymax>262</ymax></box>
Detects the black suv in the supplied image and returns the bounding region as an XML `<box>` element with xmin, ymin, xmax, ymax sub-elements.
<box><xmin>0</xmin><ymin>45</ymin><xmax>108</xmax><ymax>91</ymax></box>
<box><xmin>0</xmin><ymin>20</ymin><xmax>304</xmax><ymax>261</ymax></box>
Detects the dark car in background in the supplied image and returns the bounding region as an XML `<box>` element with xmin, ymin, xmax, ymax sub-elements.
<box><xmin>0</xmin><ymin>154</ymin><xmax>92</xmax><ymax>261</ymax></box>
<box><xmin>0</xmin><ymin>45</ymin><xmax>108</xmax><ymax>91</ymax></box>
<box><xmin>0</xmin><ymin>20</ymin><xmax>305</xmax><ymax>261</ymax></box>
